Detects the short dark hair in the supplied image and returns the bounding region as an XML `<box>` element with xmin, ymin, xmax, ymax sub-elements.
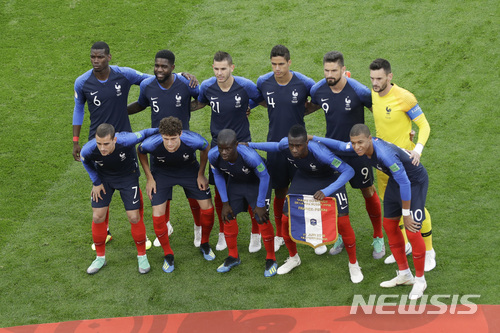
<box><xmin>350</xmin><ymin>123</ymin><xmax>371</xmax><ymax>137</ymax></box>
<box><xmin>270</xmin><ymin>45</ymin><xmax>290</xmax><ymax>61</ymax></box>
<box><xmin>323</xmin><ymin>51</ymin><xmax>344</xmax><ymax>66</ymax></box>
<box><xmin>214</xmin><ymin>51</ymin><xmax>232</xmax><ymax>65</ymax></box>
<box><xmin>91</xmin><ymin>41</ymin><xmax>110</xmax><ymax>55</ymax></box>
<box><xmin>96</xmin><ymin>123</ymin><xmax>115</xmax><ymax>138</ymax></box>
<box><xmin>217</xmin><ymin>129</ymin><xmax>237</xmax><ymax>146</ymax></box>
<box><xmin>369</xmin><ymin>58</ymin><xmax>391</xmax><ymax>74</ymax></box>
<box><xmin>159</xmin><ymin>117</ymin><xmax>182</xmax><ymax>136</ymax></box>
<box><xmin>288</xmin><ymin>124</ymin><xmax>307</xmax><ymax>142</ymax></box>
<box><xmin>155</xmin><ymin>50</ymin><xmax>175</xmax><ymax>65</ymax></box>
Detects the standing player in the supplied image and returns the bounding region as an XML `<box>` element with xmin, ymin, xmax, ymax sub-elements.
<box><xmin>127</xmin><ymin>49</ymin><xmax>201</xmax><ymax>248</ymax></box>
<box><xmin>248</xmin><ymin>125</ymin><xmax>363</xmax><ymax>283</ymax></box>
<box><xmin>369</xmin><ymin>58</ymin><xmax>436</xmax><ymax>271</ymax></box>
<box><xmin>309</xmin><ymin>51</ymin><xmax>385</xmax><ymax>259</ymax></box>
<box><xmin>313</xmin><ymin>124</ymin><xmax>429</xmax><ymax>299</ymax></box>
<box><xmin>256</xmin><ymin>45</ymin><xmax>316</xmax><ymax>253</ymax></box>
<box><xmin>208</xmin><ymin>129</ymin><xmax>277</xmax><ymax>276</ymax></box>
<box><xmin>81</xmin><ymin>124</ymin><xmax>158</xmax><ymax>274</ymax></box>
<box><xmin>193</xmin><ymin>51</ymin><xmax>265</xmax><ymax>253</ymax></box>
<box><xmin>137</xmin><ymin>117</ymin><xmax>215</xmax><ymax>273</ymax></box>
<box><xmin>72</xmin><ymin>41</ymin><xmax>152</xmax><ymax>250</ymax></box>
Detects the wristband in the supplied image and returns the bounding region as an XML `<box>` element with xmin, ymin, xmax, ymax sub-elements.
<box><xmin>402</xmin><ymin>209</ymin><xmax>411</xmax><ymax>216</ymax></box>
<box><xmin>414</xmin><ymin>143</ymin><xmax>424</xmax><ymax>155</ymax></box>
<box><xmin>73</xmin><ymin>136</ymin><xmax>79</xmax><ymax>142</ymax></box>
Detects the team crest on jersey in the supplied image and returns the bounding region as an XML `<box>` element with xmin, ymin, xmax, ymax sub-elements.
<box><xmin>241</xmin><ymin>166</ymin><xmax>250</xmax><ymax>174</ymax></box>
<box><xmin>291</xmin><ymin>89</ymin><xmax>299</xmax><ymax>104</ymax></box>
<box><xmin>119</xmin><ymin>152</ymin><xmax>126</xmax><ymax>161</ymax></box>
<box><xmin>175</xmin><ymin>93</ymin><xmax>182</xmax><ymax>107</ymax></box>
<box><xmin>183</xmin><ymin>153</ymin><xmax>190</xmax><ymax>161</ymax></box>
<box><xmin>310</xmin><ymin>163</ymin><xmax>317</xmax><ymax>171</ymax></box>
<box><xmin>386</xmin><ymin>106</ymin><xmax>392</xmax><ymax>114</ymax></box>
<box><xmin>234</xmin><ymin>94</ymin><xmax>242</xmax><ymax>108</ymax></box>
<box><xmin>115</xmin><ymin>83</ymin><xmax>122</xmax><ymax>96</ymax></box>
<box><xmin>345</xmin><ymin>96</ymin><xmax>351</xmax><ymax>111</ymax></box>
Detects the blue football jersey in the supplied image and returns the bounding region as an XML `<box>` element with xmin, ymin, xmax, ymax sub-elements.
<box><xmin>137</xmin><ymin>73</ymin><xmax>199</xmax><ymax>129</ymax></box>
<box><xmin>73</xmin><ymin>65</ymin><xmax>152</xmax><ymax>140</ymax></box>
<box><xmin>257</xmin><ymin>71</ymin><xmax>315</xmax><ymax>142</ymax></box>
<box><xmin>208</xmin><ymin>145</ymin><xmax>269</xmax><ymax>207</ymax></box>
<box><xmin>199</xmin><ymin>76</ymin><xmax>264</xmax><ymax>145</ymax></box>
<box><xmin>81</xmin><ymin>128</ymin><xmax>158</xmax><ymax>185</ymax></box>
<box><xmin>310</xmin><ymin>77</ymin><xmax>371</xmax><ymax>142</ymax></box>
<box><xmin>138</xmin><ymin>130</ymin><xmax>209</xmax><ymax>176</ymax></box>
<box><xmin>249</xmin><ymin>139</ymin><xmax>354</xmax><ymax>197</ymax></box>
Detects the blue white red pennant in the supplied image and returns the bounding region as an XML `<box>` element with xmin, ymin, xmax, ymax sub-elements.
<box><xmin>287</xmin><ymin>194</ymin><xmax>338</xmax><ymax>248</ymax></box>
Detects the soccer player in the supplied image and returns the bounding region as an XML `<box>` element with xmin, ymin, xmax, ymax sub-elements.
<box><xmin>309</xmin><ymin>51</ymin><xmax>384</xmax><ymax>259</ymax></box>
<box><xmin>80</xmin><ymin>123</ymin><xmax>158</xmax><ymax>275</ymax></box>
<box><xmin>369</xmin><ymin>58</ymin><xmax>436</xmax><ymax>271</ymax></box>
<box><xmin>72</xmin><ymin>41</ymin><xmax>152</xmax><ymax>250</ymax></box>
<box><xmin>193</xmin><ymin>51</ymin><xmax>265</xmax><ymax>253</ymax></box>
<box><xmin>313</xmin><ymin>124</ymin><xmax>429</xmax><ymax>299</ymax></box>
<box><xmin>248</xmin><ymin>125</ymin><xmax>363</xmax><ymax>283</ymax></box>
<box><xmin>137</xmin><ymin>117</ymin><xmax>215</xmax><ymax>273</ymax></box>
<box><xmin>127</xmin><ymin>49</ymin><xmax>201</xmax><ymax>247</ymax></box>
<box><xmin>256</xmin><ymin>45</ymin><xmax>316</xmax><ymax>253</ymax></box>
<box><xmin>208</xmin><ymin>129</ymin><xmax>277</xmax><ymax>276</ymax></box>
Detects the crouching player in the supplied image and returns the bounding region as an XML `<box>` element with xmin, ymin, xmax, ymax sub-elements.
<box><xmin>208</xmin><ymin>129</ymin><xmax>277</xmax><ymax>276</ymax></box>
<box><xmin>137</xmin><ymin>117</ymin><xmax>215</xmax><ymax>273</ymax></box>
<box><xmin>313</xmin><ymin>123</ymin><xmax>428</xmax><ymax>299</ymax></box>
<box><xmin>248</xmin><ymin>125</ymin><xmax>363</xmax><ymax>283</ymax></box>
<box><xmin>81</xmin><ymin>123</ymin><xmax>159</xmax><ymax>274</ymax></box>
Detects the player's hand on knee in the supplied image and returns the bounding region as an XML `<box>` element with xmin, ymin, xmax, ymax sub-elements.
<box><xmin>91</xmin><ymin>184</ymin><xmax>106</xmax><ymax>202</ymax></box>
<box><xmin>253</xmin><ymin>206</ymin><xmax>269</xmax><ymax>224</ymax></box>
<box><xmin>313</xmin><ymin>190</ymin><xmax>326</xmax><ymax>201</ymax></box>
<box><xmin>222</xmin><ymin>202</ymin><xmax>234</xmax><ymax>222</ymax></box>
<box><xmin>403</xmin><ymin>215</ymin><xmax>420</xmax><ymax>233</ymax></box>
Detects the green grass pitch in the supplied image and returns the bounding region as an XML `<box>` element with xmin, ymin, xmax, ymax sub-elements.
<box><xmin>0</xmin><ymin>0</ymin><xmax>498</xmax><ymax>327</ymax></box>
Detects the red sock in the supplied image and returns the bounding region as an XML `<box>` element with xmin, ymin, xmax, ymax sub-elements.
<box><xmin>188</xmin><ymin>198</ymin><xmax>201</xmax><ymax>227</ymax></box>
<box><xmin>92</xmin><ymin>221</ymin><xmax>108</xmax><ymax>257</ymax></box>
<box><xmin>200</xmin><ymin>207</ymin><xmax>215</xmax><ymax>244</ymax></box>
<box><xmin>153</xmin><ymin>215</ymin><xmax>173</xmax><ymax>256</ymax></box>
<box><xmin>224</xmin><ymin>219</ymin><xmax>239</xmax><ymax>258</ymax></box>
<box><xmin>248</xmin><ymin>206</ymin><xmax>260</xmax><ymax>234</ymax></box>
<box><xmin>273</xmin><ymin>197</ymin><xmax>286</xmax><ymax>237</ymax></box>
<box><xmin>364</xmin><ymin>191</ymin><xmax>383</xmax><ymax>238</ymax></box>
<box><xmin>281</xmin><ymin>215</ymin><xmax>297</xmax><ymax>257</ymax></box>
<box><xmin>406</xmin><ymin>230</ymin><xmax>426</xmax><ymax>277</ymax></box>
<box><xmin>214</xmin><ymin>189</ymin><xmax>224</xmax><ymax>233</ymax></box>
<box><xmin>259</xmin><ymin>221</ymin><xmax>276</xmax><ymax>260</ymax></box>
<box><xmin>338</xmin><ymin>215</ymin><xmax>357</xmax><ymax>264</ymax></box>
<box><xmin>130</xmin><ymin>216</ymin><xmax>147</xmax><ymax>256</ymax></box>
<box><xmin>383</xmin><ymin>217</ymin><xmax>409</xmax><ymax>271</ymax></box>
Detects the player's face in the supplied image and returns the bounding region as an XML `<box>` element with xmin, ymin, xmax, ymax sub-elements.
<box><xmin>324</xmin><ymin>61</ymin><xmax>345</xmax><ymax>87</ymax></box>
<box><xmin>350</xmin><ymin>134</ymin><xmax>373</xmax><ymax>157</ymax></box>
<box><xmin>90</xmin><ymin>49</ymin><xmax>111</xmax><ymax>73</ymax></box>
<box><xmin>162</xmin><ymin>133</ymin><xmax>181</xmax><ymax>153</ymax></box>
<box><xmin>212</xmin><ymin>60</ymin><xmax>234</xmax><ymax>84</ymax></box>
<box><xmin>370</xmin><ymin>69</ymin><xmax>393</xmax><ymax>93</ymax></box>
<box><xmin>95</xmin><ymin>134</ymin><xmax>117</xmax><ymax>156</ymax></box>
<box><xmin>288</xmin><ymin>136</ymin><xmax>308</xmax><ymax>159</ymax></box>
<box><xmin>218</xmin><ymin>142</ymin><xmax>238</xmax><ymax>163</ymax></box>
<box><xmin>271</xmin><ymin>56</ymin><xmax>291</xmax><ymax>78</ymax></box>
<box><xmin>154</xmin><ymin>58</ymin><xmax>175</xmax><ymax>83</ymax></box>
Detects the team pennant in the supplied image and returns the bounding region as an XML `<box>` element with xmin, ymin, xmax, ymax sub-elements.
<box><xmin>287</xmin><ymin>194</ymin><xmax>338</xmax><ymax>249</ymax></box>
